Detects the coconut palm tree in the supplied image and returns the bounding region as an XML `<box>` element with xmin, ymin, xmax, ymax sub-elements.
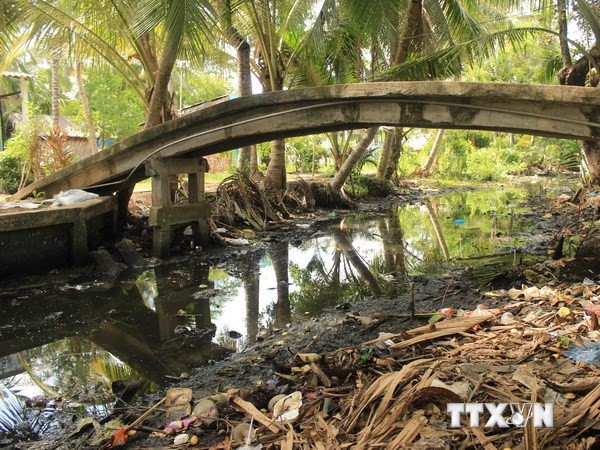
<box><xmin>295</xmin><ymin>0</ymin><xmax>531</xmax><ymax>189</ymax></box>
<box><xmin>221</xmin><ymin>0</ymin><xmax>323</xmax><ymax>191</ymax></box>
<box><xmin>18</xmin><ymin>0</ymin><xmax>215</xmax><ymax>130</ymax></box>
<box><xmin>0</xmin><ymin>1</ymin><xmax>28</xmax><ymax>73</ymax></box>
<box><xmin>217</xmin><ymin>0</ymin><xmax>256</xmax><ymax>175</ymax></box>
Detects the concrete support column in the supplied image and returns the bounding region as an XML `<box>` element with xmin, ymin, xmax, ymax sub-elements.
<box><xmin>146</xmin><ymin>156</ymin><xmax>210</xmax><ymax>258</ymax></box>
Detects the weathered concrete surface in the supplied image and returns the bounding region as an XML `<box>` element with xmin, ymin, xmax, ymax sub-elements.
<box><xmin>13</xmin><ymin>81</ymin><xmax>600</xmax><ymax>200</ymax></box>
<box><xmin>0</xmin><ymin>197</ymin><xmax>116</xmax><ymax>276</ymax></box>
<box><xmin>0</xmin><ymin>354</ymin><xmax>22</xmax><ymax>378</ymax></box>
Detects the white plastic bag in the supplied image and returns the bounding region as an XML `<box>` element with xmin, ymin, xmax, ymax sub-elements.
<box><xmin>54</xmin><ymin>189</ymin><xmax>99</xmax><ymax>206</ymax></box>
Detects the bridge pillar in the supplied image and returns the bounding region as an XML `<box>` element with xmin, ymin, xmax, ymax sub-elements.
<box><xmin>146</xmin><ymin>157</ymin><xmax>211</xmax><ymax>258</ymax></box>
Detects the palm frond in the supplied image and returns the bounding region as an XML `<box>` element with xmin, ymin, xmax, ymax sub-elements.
<box><xmin>379</xmin><ymin>27</ymin><xmax>537</xmax><ymax>81</ymax></box>
<box><xmin>574</xmin><ymin>0</ymin><xmax>600</xmax><ymax>44</ymax></box>
<box><xmin>539</xmin><ymin>48</ymin><xmax>562</xmax><ymax>82</ymax></box>
<box><xmin>439</xmin><ymin>0</ymin><xmax>484</xmax><ymax>41</ymax></box>
<box><xmin>133</xmin><ymin>0</ymin><xmax>216</xmax><ymax>66</ymax></box>
<box><xmin>22</xmin><ymin>0</ymin><xmax>147</xmax><ymax>102</ymax></box>
<box><xmin>0</xmin><ymin>31</ymin><xmax>28</xmax><ymax>73</ymax></box>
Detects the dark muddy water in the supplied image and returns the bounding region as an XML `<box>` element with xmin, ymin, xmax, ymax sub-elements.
<box><xmin>0</xmin><ymin>180</ymin><xmax>570</xmax><ymax>441</ymax></box>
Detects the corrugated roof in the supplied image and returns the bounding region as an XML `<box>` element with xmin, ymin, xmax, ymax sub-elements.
<box><xmin>2</xmin><ymin>71</ymin><xmax>34</xmax><ymax>79</ymax></box>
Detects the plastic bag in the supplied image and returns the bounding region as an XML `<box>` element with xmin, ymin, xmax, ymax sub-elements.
<box><xmin>54</xmin><ymin>189</ymin><xmax>99</xmax><ymax>206</ymax></box>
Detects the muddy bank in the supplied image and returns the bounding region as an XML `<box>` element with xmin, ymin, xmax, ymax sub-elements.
<box><xmin>4</xmin><ymin>176</ymin><xmax>598</xmax><ymax>448</ymax></box>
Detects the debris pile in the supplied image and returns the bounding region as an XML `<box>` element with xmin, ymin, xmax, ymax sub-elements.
<box><xmin>75</xmin><ymin>280</ymin><xmax>600</xmax><ymax>449</ymax></box>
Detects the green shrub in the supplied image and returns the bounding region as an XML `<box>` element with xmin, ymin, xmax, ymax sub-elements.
<box><xmin>437</xmin><ymin>134</ymin><xmax>469</xmax><ymax>179</ymax></box>
<box><xmin>348</xmin><ymin>175</ymin><xmax>392</xmax><ymax>198</ymax></box>
<box><xmin>286</xmin><ymin>136</ymin><xmax>327</xmax><ymax>173</ymax></box>
<box><xmin>466</xmin><ymin>131</ymin><xmax>493</xmax><ymax>148</ymax></box>
<box><xmin>0</xmin><ymin>150</ymin><xmax>26</xmax><ymax>193</ymax></box>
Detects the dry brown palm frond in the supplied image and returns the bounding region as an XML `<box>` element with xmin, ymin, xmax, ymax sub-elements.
<box><xmin>285</xmin><ymin>178</ymin><xmax>315</xmax><ymax>212</ymax></box>
<box><xmin>213</xmin><ymin>172</ymin><xmax>281</xmax><ymax>230</ymax></box>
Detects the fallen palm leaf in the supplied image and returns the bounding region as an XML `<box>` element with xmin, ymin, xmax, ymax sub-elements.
<box><xmin>272</xmin><ymin>392</ymin><xmax>302</xmax><ymax>423</ymax></box>
<box><xmin>390</xmin><ymin>314</ymin><xmax>493</xmax><ymax>349</ymax></box>
<box><xmin>229</xmin><ymin>396</ymin><xmax>282</xmax><ymax>433</ymax></box>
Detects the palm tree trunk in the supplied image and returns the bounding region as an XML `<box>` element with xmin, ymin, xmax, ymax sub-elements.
<box><xmin>235</xmin><ymin>39</ymin><xmax>254</xmax><ymax>173</ymax></box>
<box><xmin>377</xmin><ymin>0</ymin><xmax>422</xmax><ymax>178</ymax></box>
<box><xmin>333</xmin><ymin>228</ymin><xmax>383</xmax><ymax>297</ymax></box>
<box><xmin>76</xmin><ymin>58</ymin><xmax>96</xmax><ymax>155</ymax></box>
<box><xmin>264</xmin><ymin>71</ymin><xmax>286</xmax><ymax>189</ymax></box>
<box><xmin>144</xmin><ymin>22</ymin><xmax>182</xmax><ymax>129</ymax></box>
<box><xmin>425</xmin><ymin>200</ymin><xmax>450</xmax><ymax>260</ymax></box>
<box><xmin>270</xmin><ymin>242</ymin><xmax>291</xmax><ymax>327</ymax></box>
<box><xmin>51</xmin><ymin>48</ymin><xmax>60</xmax><ymax>128</ymax></box>
<box><xmin>376</xmin><ymin>129</ymin><xmax>393</xmax><ymax>178</ymax></box>
<box><xmin>242</xmin><ymin>256</ymin><xmax>260</xmax><ymax>343</ymax></box>
<box><xmin>422</xmin><ymin>129</ymin><xmax>445</xmax><ymax>176</ymax></box>
<box><xmin>557</xmin><ymin>0</ymin><xmax>572</xmax><ymax>84</ymax></box>
<box><xmin>265</xmin><ymin>138</ymin><xmax>287</xmax><ymax>190</ymax></box>
<box><xmin>384</xmin><ymin>128</ymin><xmax>403</xmax><ymax>181</ymax></box>
<box><xmin>330</xmin><ymin>127</ymin><xmax>378</xmax><ymax>192</ymax></box>
<box><xmin>394</xmin><ymin>0</ymin><xmax>423</xmax><ymax>64</ymax></box>
<box><xmin>379</xmin><ymin>210</ymin><xmax>407</xmax><ymax>274</ymax></box>
<box><xmin>583</xmin><ymin>140</ymin><xmax>600</xmax><ymax>184</ymax></box>
<box><xmin>250</xmin><ymin>145</ymin><xmax>259</xmax><ymax>174</ymax></box>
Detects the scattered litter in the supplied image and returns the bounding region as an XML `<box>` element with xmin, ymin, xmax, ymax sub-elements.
<box><xmin>173</xmin><ymin>433</ymin><xmax>189</xmax><ymax>445</ymax></box>
<box><xmin>272</xmin><ymin>391</ymin><xmax>302</xmax><ymax>423</ymax></box>
<box><xmin>237</xmin><ymin>418</ymin><xmax>262</xmax><ymax>450</ymax></box>
<box><xmin>224</xmin><ymin>237</ymin><xmax>250</xmax><ymax>246</ymax></box>
<box><xmin>0</xmin><ymin>201</ymin><xmax>40</xmax><ymax>209</ymax></box>
<box><xmin>500</xmin><ymin>311</ymin><xmax>515</xmax><ymax>324</ymax></box>
<box><xmin>565</xmin><ymin>342</ymin><xmax>600</xmax><ymax>368</ymax></box>
<box><xmin>192</xmin><ymin>398</ymin><xmax>219</xmax><ymax>426</ymax></box>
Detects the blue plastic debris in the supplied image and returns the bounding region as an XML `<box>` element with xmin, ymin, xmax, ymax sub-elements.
<box><xmin>453</xmin><ymin>219</ymin><xmax>466</xmax><ymax>225</ymax></box>
<box><xmin>565</xmin><ymin>341</ymin><xmax>600</xmax><ymax>368</ymax></box>
<box><xmin>586</xmin><ymin>192</ymin><xmax>597</xmax><ymax>197</ymax></box>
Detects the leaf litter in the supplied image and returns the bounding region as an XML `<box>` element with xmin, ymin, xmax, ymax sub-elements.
<box><xmin>68</xmin><ymin>279</ymin><xmax>600</xmax><ymax>449</ymax></box>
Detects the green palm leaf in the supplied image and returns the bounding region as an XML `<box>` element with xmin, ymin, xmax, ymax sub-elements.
<box><xmin>574</xmin><ymin>0</ymin><xmax>600</xmax><ymax>44</ymax></box>
<box><xmin>379</xmin><ymin>27</ymin><xmax>537</xmax><ymax>81</ymax></box>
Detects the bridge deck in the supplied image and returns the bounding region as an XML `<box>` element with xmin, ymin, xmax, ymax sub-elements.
<box><xmin>13</xmin><ymin>81</ymin><xmax>600</xmax><ymax>200</ymax></box>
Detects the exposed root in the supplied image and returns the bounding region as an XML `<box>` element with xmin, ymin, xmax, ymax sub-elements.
<box><xmin>309</xmin><ymin>182</ymin><xmax>355</xmax><ymax>208</ymax></box>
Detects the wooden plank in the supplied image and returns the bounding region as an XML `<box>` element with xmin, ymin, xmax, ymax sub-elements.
<box><xmin>149</xmin><ymin>202</ymin><xmax>211</xmax><ymax>227</ymax></box>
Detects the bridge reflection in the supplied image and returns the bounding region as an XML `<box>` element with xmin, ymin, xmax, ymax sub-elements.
<box><xmin>0</xmin><ymin>264</ymin><xmax>238</xmax><ymax>384</ymax></box>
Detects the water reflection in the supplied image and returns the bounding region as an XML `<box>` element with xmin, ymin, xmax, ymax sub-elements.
<box><xmin>0</xmin><ymin>183</ymin><xmax>549</xmax><ymax>439</ymax></box>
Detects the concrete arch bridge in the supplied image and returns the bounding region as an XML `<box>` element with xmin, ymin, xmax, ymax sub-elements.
<box><xmin>9</xmin><ymin>81</ymin><xmax>600</xmax><ymax>258</ymax></box>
